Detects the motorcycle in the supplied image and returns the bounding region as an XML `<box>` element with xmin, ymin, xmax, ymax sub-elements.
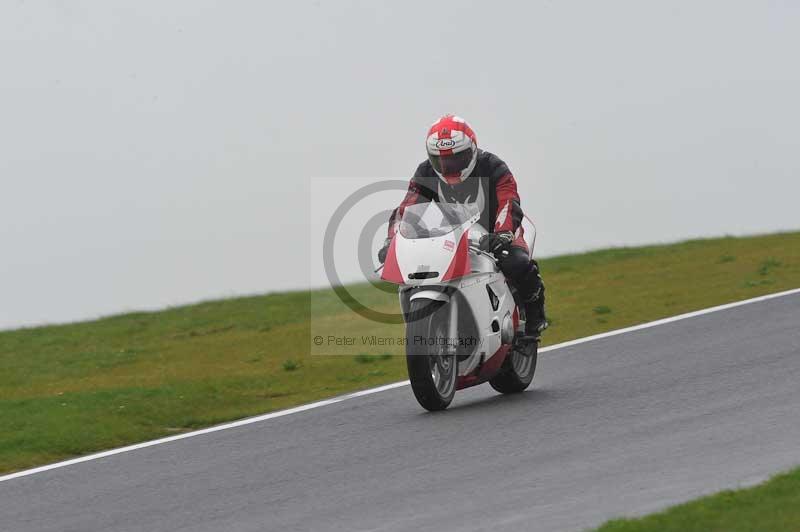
<box><xmin>380</xmin><ymin>200</ymin><xmax>538</xmax><ymax>411</ymax></box>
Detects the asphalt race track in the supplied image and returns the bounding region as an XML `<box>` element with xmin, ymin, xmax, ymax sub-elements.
<box><xmin>2</xmin><ymin>292</ymin><xmax>799</xmax><ymax>532</ymax></box>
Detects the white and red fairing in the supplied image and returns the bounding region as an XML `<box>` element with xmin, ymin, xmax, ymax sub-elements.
<box><xmin>381</xmin><ymin>202</ymin><xmax>521</xmax><ymax>390</ymax></box>
<box><xmin>381</xmin><ymin>211</ymin><xmax>477</xmax><ymax>285</ymax></box>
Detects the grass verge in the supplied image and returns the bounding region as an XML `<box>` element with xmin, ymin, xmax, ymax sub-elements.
<box><xmin>1</xmin><ymin>231</ymin><xmax>799</xmax><ymax>473</ymax></box>
<box><xmin>595</xmin><ymin>467</ymin><xmax>800</xmax><ymax>531</ymax></box>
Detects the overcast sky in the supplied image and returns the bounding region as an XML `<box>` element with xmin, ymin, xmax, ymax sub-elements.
<box><xmin>2</xmin><ymin>1</ymin><xmax>799</xmax><ymax>330</ymax></box>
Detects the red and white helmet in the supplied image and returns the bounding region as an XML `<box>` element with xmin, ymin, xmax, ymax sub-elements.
<box><xmin>426</xmin><ymin>114</ymin><xmax>478</xmax><ymax>184</ymax></box>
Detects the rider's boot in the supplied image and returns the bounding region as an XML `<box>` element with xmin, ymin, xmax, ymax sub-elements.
<box><xmin>498</xmin><ymin>251</ymin><xmax>549</xmax><ymax>341</ymax></box>
<box><xmin>522</xmin><ymin>258</ymin><xmax>547</xmax><ymax>341</ymax></box>
<box><xmin>523</xmin><ymin>289</ymin><xmax>548</xmax><ymax>341</ymax></box>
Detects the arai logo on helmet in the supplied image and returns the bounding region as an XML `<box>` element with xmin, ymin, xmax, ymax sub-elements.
<box><xmin>435</xmin><ymin>138</ymin><xmax>456</xmax><ymax>150</ymax></box>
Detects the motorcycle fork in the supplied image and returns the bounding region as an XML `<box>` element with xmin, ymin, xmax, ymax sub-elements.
<box><xmin>447</xmin><ymin>296</ymin><xmax>459</xmax><ymax>356</ymax></box>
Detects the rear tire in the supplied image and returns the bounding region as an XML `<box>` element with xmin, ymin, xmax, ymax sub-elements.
<box><xmin>489</xmin><ymin>340</ymin><xmax>537</xmax><ymax>394</ymax></box>
<box><xmin>405</xmin><ymin>299</ymin><xmax>456</xmax><ymax>411</ymax></box>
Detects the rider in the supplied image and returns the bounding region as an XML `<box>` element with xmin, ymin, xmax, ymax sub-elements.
<box><xmin>378</xmin><ymin>114</ymin><xmax>548</xmax><ymax>339</ymax></box>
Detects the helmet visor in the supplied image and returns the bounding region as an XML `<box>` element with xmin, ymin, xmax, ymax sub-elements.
<box><xmin>429</xmin><ymin>147</ymin><xmax>474</xmax><ymax>177</ymax></box>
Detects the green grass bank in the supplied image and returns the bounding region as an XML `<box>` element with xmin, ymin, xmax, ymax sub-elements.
<box><xmin>1</xmin><ymin>231</ymin><xmax>799</xmax><ymax>474</ymax></box>
<box><xmin>595</xmin><ymin>467</ymin><xmax>800</xmax><ymax>532</ymax></box>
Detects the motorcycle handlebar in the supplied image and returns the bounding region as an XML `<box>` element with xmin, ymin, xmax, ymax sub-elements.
<box><xmin>468</xmin><ymin>244</ymin><xmax>507</xmax><ymax>262</ymax></box>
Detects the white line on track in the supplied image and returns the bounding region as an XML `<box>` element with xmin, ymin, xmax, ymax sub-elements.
<box><xmin>2</xmin><ymin>287</ymin><xmax>799</xmax><ymax>484</ymax></box>
<box><xmin>540</xmin><ymin>287</ymin><xmax>800</xmax><ymax>353</ymax></box>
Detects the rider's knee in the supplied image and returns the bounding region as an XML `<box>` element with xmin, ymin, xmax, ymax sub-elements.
<box><xmin>498</xmin><ymin>246</ymin><xmax>531</xmax><ymax>280</ymax></box>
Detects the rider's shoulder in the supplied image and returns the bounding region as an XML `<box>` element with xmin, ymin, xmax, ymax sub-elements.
<box><xmin>412</xmin><ymin>160</ymin><xmax>440</xmax><ymax>187</ymax></box>
<box><xmin>413</xmin><ymin>159</ymin><xmax>435</xmax><ymax>178</ymax></box>
<box><xmin>409</xmin><ymin>161</ymin><xmax>439</xmax><ymax>195</ymax></box>
<box><xmin>476</xmin><ymin>149</ymin><xmax>511</xmax><ymax>179</ymax></box>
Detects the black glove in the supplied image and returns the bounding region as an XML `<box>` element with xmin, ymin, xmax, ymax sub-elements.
<box><xmin>479</xmin><ymin>231</ymin><xmax>514</xmax><ymax>255</ymax></box>
<box><xmin>377</xmin><ymin>238</ymin><xmax>391</xmax><ymax>264</ymax></box>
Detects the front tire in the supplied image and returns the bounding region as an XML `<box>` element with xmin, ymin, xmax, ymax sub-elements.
<box><xmin>405</xmin><ymin>299</ymin><xmax>456</xmax><ymax>411</ymax></box>
<box><xmin>489</xmin><ymin>340</ymin><xmax>537</xmax><ymax>394</ymax></box>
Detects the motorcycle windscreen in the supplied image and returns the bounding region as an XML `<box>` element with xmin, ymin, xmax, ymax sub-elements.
<box><xmin>384</xmin><ymin>201</ymin><xmax>478</xmax><ymax>285</ymax></box>
<box><xmin>398</xmin><ymin>201</ymin><xmax>479</xmax><ymax>240</ymax></box>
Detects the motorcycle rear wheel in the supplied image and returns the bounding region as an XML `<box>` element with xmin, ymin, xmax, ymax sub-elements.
<box><xmin>489</xmin><ymin>340</ymin><xmax>537</xmax><ymax>394</ymax></box>
<box><xmin>405</xmin><ymin>299</ymin><xmax>456</xmax><ymax>411</ymax></box>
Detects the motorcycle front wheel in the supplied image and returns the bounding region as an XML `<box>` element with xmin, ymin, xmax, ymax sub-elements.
<box><xmin>405</xmin><ymin>299</ymin><xmax>456</xmax><ymax>411</ymax></box>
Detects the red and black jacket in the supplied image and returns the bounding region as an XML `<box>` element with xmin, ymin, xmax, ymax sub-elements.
<box><xmin>388</xmin><ymin>150</ymin><xmax>527</xmax><ymax>249</ymax></box>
